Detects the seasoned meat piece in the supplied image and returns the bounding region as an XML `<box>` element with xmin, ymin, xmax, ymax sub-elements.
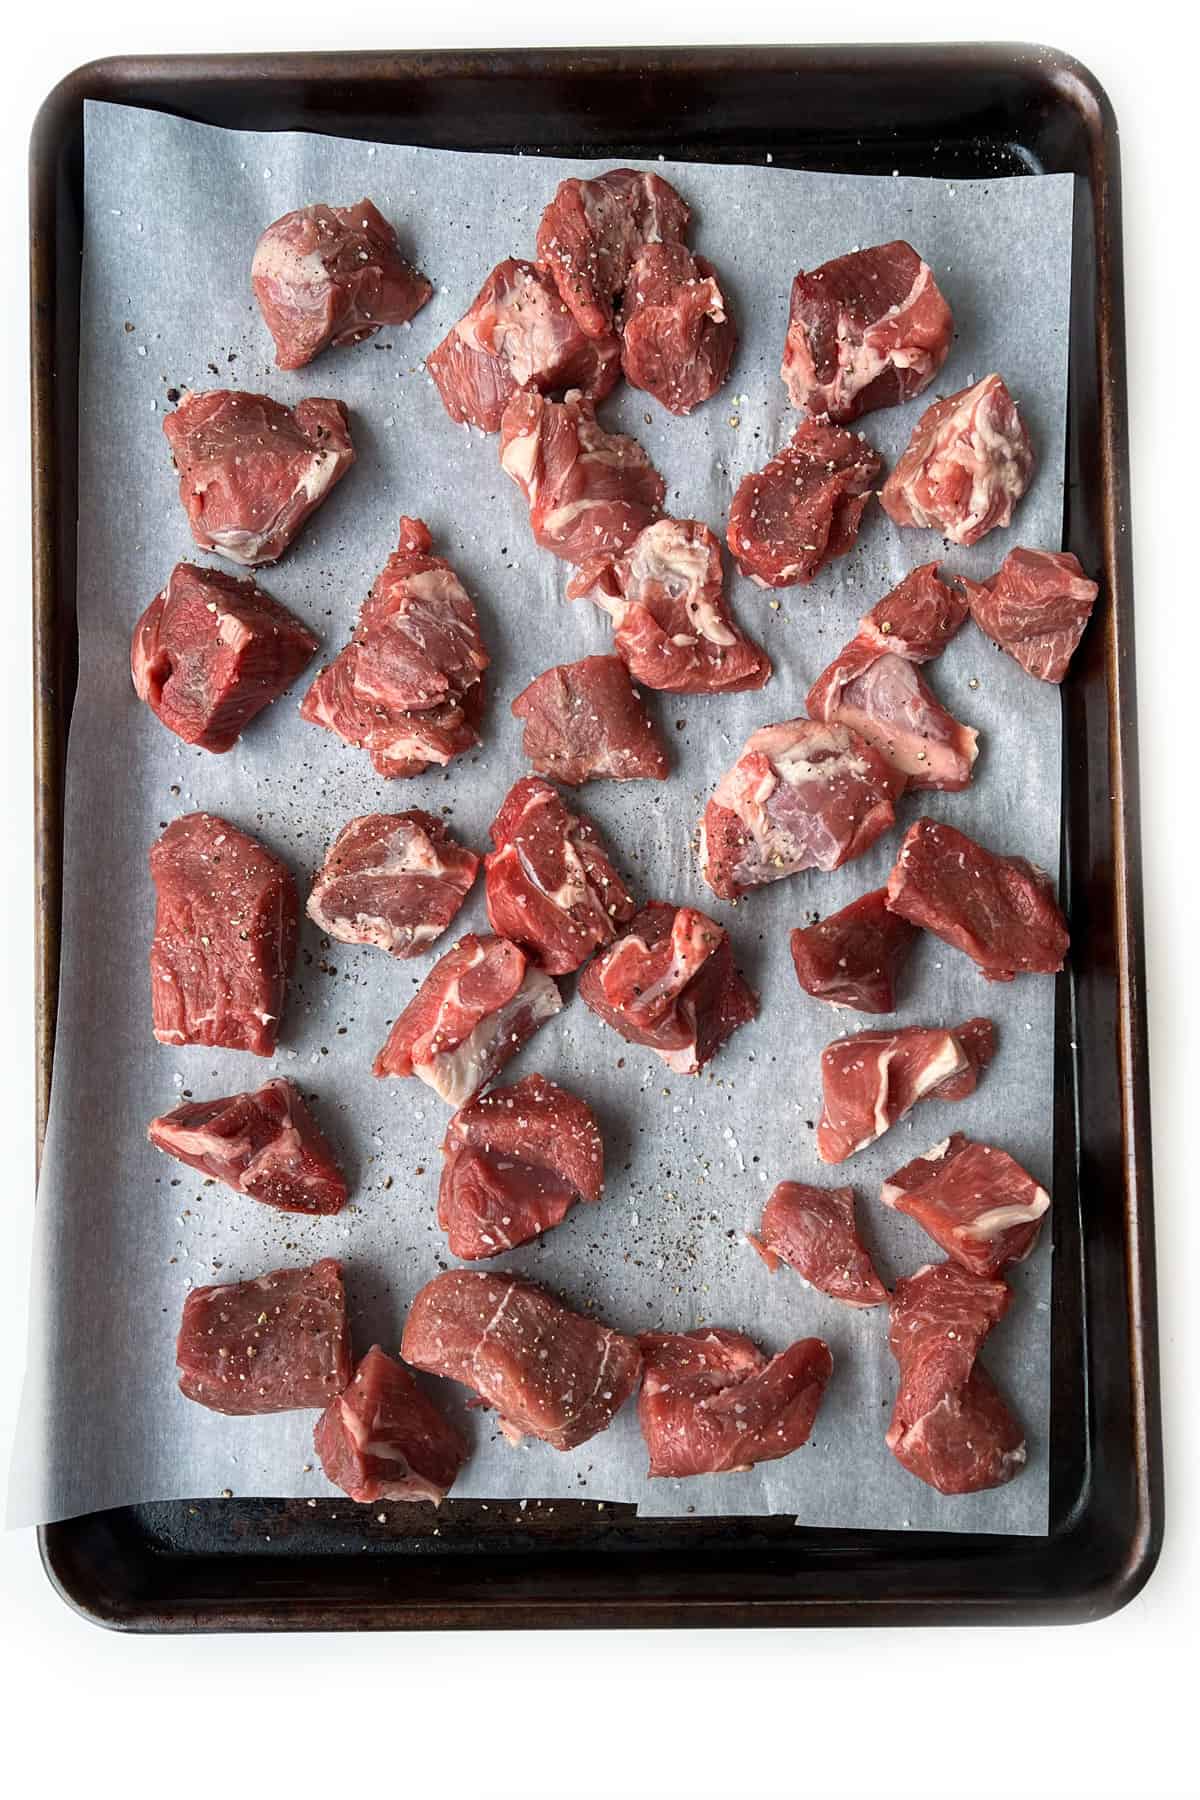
<box><xmin>637</xmin><ymin>1329</ymin><xmax>833</xmax><ymax>1477</ymax></box>
<box><xmin>131</xmin><ymin>562</ymin><xmax>317</xmax><ymax>752</ymax></box>
<box><xmin>176</xmin><ymin>1257</ymin><xmax>351</xmax><ymax>1416</ymax></box>
<box><xmin>727</xmin><ymin>422</ymin><xmax>882</xmax><ymax>589</ymax></box>
<box><xmin>484</xmin><ymin>776</ymin><xmax>635</xmax><ymax>976</ymax></box>
<box><xmin>700</xmin><ymin>719</ymin><xmax>904</xmax><ymax>901</ymax></box>
<box><xmin>438</xmin><ymin>1073</ymin><xmax>604</xmax><ymax>1259</ymax></box>
<box><xmin>568</xmin><ymin>518</ymin><xmax>771</xmax><ymax>694</ymax></box>
<box><xmin>252</xmin><ymin>198</ymin><xmax>431</xmax><ymax>370</ymax></box>
<box><xmin>881</xmin><ymin>373</ymin><xmax>1034</xmax><ymax>547</ymax></box>
<box><xmin>789</xmin><ymin>888</ymin><xmax>917</xmax><ymax>1015</ymax></box>
<box><xmin>511</xmin><ymin>655</ymin><xmax>670</xmax><ymax>785</ymax></box>
<box><xmin>314</xmin><ymin>1346</ymin><xmax>466</xmax><ymax>1504</ymax></box>
<box><xmin>782</xmin><ymin>240</ymin><xmax>953</xmax><ymax>424</ymax></box>
<box><xmin>882</xmin><ymin>1133</ymin><xmax>1050</xmax><ymax>1277</ymax></box>
<box><xmin>808</xmin><ymin>642</ymin><xmax>978</xmax><ymax>791</ymax></box>
<box><xmin>307</xmin><ymin>812</ymin><xmax>478</xmax><ymax>958</ymax></box>
<box><xmin>854</xmin><ymin>561</ymin><xmax>970</xmax><ymax>661</ymax></box>
<box><xmin>148</xmin><ymin>1077</ymin><xmax>346</xmax><ymax>1215</ymax></box>
<box><xmin>402</xmin><ymin>1269</ymin><xmax>642</xmax><ymax>1450</ymax></box>
<box><xmin>536</xmin><ymin>167</ymin><xmax>691</xmax><ymax>339</ymax></box>
<box><xmin>149</xmin><ymin>812</ymin><xmax>298</xmax><ymax>1056</ymax></box>
<box><xmin>301</xmin><ymin>517</ymin><xmax>488</xmax><ymax>778</ymax></box>
<box><xmin>373</xmin><ymin>934</ymin><xmax>562</xmax><ymax>1106</ymax></box>
<box><xmin>816</xmin><ymin>1018</ymin><xmax>995</xmax><ymax>1164</ymax></box>
<box><xmin>886</xmin><ymin>1261</ymin><xmax>1025</xmax><ymax>1495</ymax></box>
<box><xmin>579</xmin><ymin>901</ymin><xmax>757</xmax><ymax>1074</ymax></box>
<box><xmin>754</xmin><ymin>1181</ymin><xmax>887</xmax><ymax>1307</ymax></box>
<box><xmin>499</xmin><ymin>388</ymin><xmax>665</xmax><ymax>564</ymax></box>
<box><xmin>620</xmin><ymin>244</ymin><xmax>737</xmax><ymax>415</ymax></box>
<box><xmin>886</xmin><ymin>817</ymin><xmax>1069</xmax><ymax>981</ymax></box>
<box><xmin>163</xmin><ymin>389</ymin><xmax>354</xmax><ymax>566</ymax></box>
<box><xmin>963</xmin><ymin>547</ymin><xmax>1099</xmax><ymax>683</ymax></box>
<box><xmin>427</xmin><ymin>257</ymin><xmax>620</xmax><ymax>431</ymax></box>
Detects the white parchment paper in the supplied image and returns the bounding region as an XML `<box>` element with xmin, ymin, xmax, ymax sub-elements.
<box><xmin>10</xmin><ymin>100</ymin><xmax>1075</xmax><ymax>1531</ymax></box>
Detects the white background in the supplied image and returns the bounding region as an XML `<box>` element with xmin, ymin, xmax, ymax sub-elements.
<box><xmin>0</xmin><ymin>5</ymin><xmax>1193</xmax><ymax>1796</ymax></box>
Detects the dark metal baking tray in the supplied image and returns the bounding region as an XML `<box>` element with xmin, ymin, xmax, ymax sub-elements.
<box><xmin>29</xmin><ymin>43</ymin><xmax>1161</xmax><ymax>1630</ymax></box>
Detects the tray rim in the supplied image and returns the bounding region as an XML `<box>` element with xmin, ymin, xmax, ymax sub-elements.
<box><xmin>27</xmin><ymin>39</ymin><xmax>1163</xmax><ymax>1631</ymax></box>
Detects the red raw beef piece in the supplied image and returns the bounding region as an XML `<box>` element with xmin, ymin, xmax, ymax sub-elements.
<box><xmin>637</xmin><ymin>1329</ymin><xmax>833</xmax><ymax>1477</ymax></box>
<box><xmin>963</xmin><ymin>547</ymin><xmax>1099</xmax><ymax>683</ymax></box>
<box><xmin>163</xmin><ymin>389</ymin><xmax>355</xmax><ymax>566</ymax></box>
<box><xmin>789</xmin><ymin>887</ymin><xmax>917</xmax><ymax>1015</ymax></box>
<box><xmin>886</xmin><ymin>1260</ymin><xmax>1025</xmax><ymax>1495</ymax></box>
<box><xmin>854</xmin><ymin>561</ymin><xmax>970</xmax><ymax>660</ymax></box>
<box><xmin>700</xmin><ymin>719</ymin><xmax>904</xmax><ymax>901</ymax></box>
<box><xmin>438</xmin><ymin>1073</ymin><xmax>604</xmax><ymax>1259</ymax></box>
<box><xmin>314</xmin><ymin>1345</ymin><xmax>466</xmax><ymax>1504</ymax></box>
<box><xmin>402</xmin><ymin>1269</ymin><xmax>642</xmax><ymax>1450</ymax></box>
<box><xmin>807</xmin><ymin>640</ymin><xmax>977</xmax><ymax>792</ymax></box>
<box><xmin>511</xmin><ymin>655</ymin><xmax>670</xmax><ymax>785</ymax></box>
<box><xmin>484</xmin><ymin>776</ymin><xmax>635</xmax><ymax>976</ymax></box>
<box><xmin>620</xmin><ymin>244</ymin><xmax>736</xmax><ymax>414</ymax></box>
<box><xmin>881</xmin><ymin>373</ymin><xmax>1035</xmax><ymax>547</ymax></box>
<box><xmin>131</xmin><ymin>562</ymin><xmax>317</xmax><ymax>753</ymax></box>
<box><xmin>816</xmin><ymin>1017</ymin><xmax>995</xmax><ymax>1164</ymax></box>
<box><xmin>579</xmin><ymin>901</ymin><xmax>756</xmax><ymax>1074</ymax></box>
<box><xmin>148</xmin><ymin>1077</ymin><xmax>346</xmax><ymax>1215</ymax></box>
<box><xmin>374</xmin><ymin>933</ymin><xmax>562</xmax><ymax>1106</ymax></box>
<box><xmin>536</xmin><ymin>167</ymin><xmax>691</xmax><ymax>339</ymax></box>
<box><xmin>176</xmin><ymin>1257</ymin><xmax>351</xmax><ymax>1416</ymax></box>
<box><xmin>149</xmin><ymin>812</ymin><xmax>298</xmax><ymax>1056</ymax></box>
<box><xmin>886</xmin><ymin>817</ymin><xmax>1069</xmax><ymax>981</ymax></box>
<box><xmin>307</xmin><ymin>811</ymin><xmax>478</xmax><ymax>958</ymax></box>
<box><xmin>567</xmin><ymin>518</ymin><xmax>772</xmax><ymax>694</ymax></box>
<box><xmin>882</xmin><ymin>1132</ymin><xmax>1050</xmax><ymax>1277</ymax></box>
<box><xmin>782</xmin><ymin>240</ymin><xmax>954</xmax><ymax>424</ymax></box>
<box><xmin>754</xmin><ymin>1181</ymin><xmax>887</xmax><ymax>1307</ymax></box>
<box><xmin>499</xmin><ymin>388</ymin><xmax>665</xmax><ymax>564</ymax></box>
<box><xmin>427</xmin><ymin>257</ymin><xmax>620</xmax><ymax>432</ymax></box>
<box><xmin>252</xmin><ymin>198</ymin><xmax>431</xmax><ymax>371</ymax></box>
<box><xmin>301</xmin><ymin>517</ymin><xmax>488</xmax><ymax>778</ymax></box>
<box><xmin>726</xmin><ymin>421</ymin><xmax>883</xmax><ymax>589</ymax></box>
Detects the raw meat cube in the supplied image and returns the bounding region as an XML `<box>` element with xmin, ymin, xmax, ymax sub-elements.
<box><xmin>579</xmin><ymin>901</ymin><xmax>757</xmax><ymax>1074</ymax></box>
<box><xmin>726</xmin><ymin>421</ymin><xmax>882</xmax><ymax>589</ymax></box>
<box><xmin>807</xmin><ymin>640</ymin><xmax>978</xmax><ymax>791</ymax></box>
<box><xmin>131</xmin><ymin>562</ymin><xmax>318</xmax><ymax>753</ymax></box>
<box><xmin>789</xmin><ymin>887</ymin><xmax>917</xmax><ymax>1015</ymax></box>
<box><xmin>700</xmin><ymin>718</ymin><xmax>904</xmax><ymax>902</ymax></box>
<box><xmin>754</xmin><ymin>1181</ymin><xmax>887</xmax><ymax>1307</ymax></box>
<box><xmin>252</xmin><ymin>198</ymin><xmax>431</xmax><ymax>370</ymax></box>
<box><xmin>880</xmin><ymin>373</ymin><xmax>1034</xmax><ymax>547</ymax></box>
<box><xmin>402</xmin><ymin>1269</ymin><xmax>642</xmax><ymax>1450</ymax></box>
<box><xmin>149</xmin><ymin>812</ymin><xmax>299</xmax><ymax>1057</ymax></box>
<box><xmin>886</xmin><ymin>817</ymin><xmax>1069</xmax><ymax>981</ymax></box>
<box><xmin>886</xmin><ymin>1260</ymin><xmax>1025</xmax><ymax>1495</ymax></box>
<box><xmin>854</xmin><ymin>561</ymin><xmax>970</xmax><ymax>660</ymax></box>
<box><xmin>426</xmin><ymin>257</ymin><xmax>620</xmax><ymax>432</ymax></box>
<box><xmin>438</xmin><ymin>1073</ymin><xmax>604</xmax><ymax>1260</ymax></box>
<box><xmin>373</xmin><ymin>934</ymin><xmax>562</xmax><ymax>1107</ymax></box>
<box><xmin>620</xmin><ymin>244</ymin><xmax>737</xmax><ymax>415</ymax></box>
<box><xmin>816</xmin><ymin>1017</ymin><xmax>995</xmax><ymax>1164</ymax></box>
<box><xmin>163</xmin><ymin>389</ymin><xmax>355</xmax><ymax>566</ymax></box>
<box><xmin>963</xmin><ymin>547</ymin><xmax>1099</xmax><ymax>683</ymax></box>
<box><xmin>511</xmin><ymin>655</ymin><xmax>670</xmax><ymax>785</ymax></box>
<box><xmin>147</xmin><ymin>1077</ymin><xmax>347</xmax><ymax>1215</ymax></box>
<box><xmin>314</xmin><ymin>1345</ymin><xmax>466</xmax><ymax>1504</ymax></box>
<box><xmin>637</xmin><ymin>1329</ymin><xmax>833</xmax><ymax>1478</ymax></box>
<box><xmin>567</xmin><ymin>518</ymin><xmax>771</xmax><ymax>694</ymax></box>
<box><xmin>881</xmin><ymin>1133</ymin><xmax>1050</xmax><ymax>1277</ymax></box>
<box><xmin>499</xmin><ymin>388</ymin><xmax>665</xmax><ymax>564</ymax></box>
<box><xmin>536</xmin><ymin>167</ymin><xmax>691</xmax><ymax>339</ymax></box>
<box><xmin>301</xmin><ymin>517</ymin><xmax>488</xmax><ymax>778</ymax></box>
<box><xmin>484</xmin><ymin>776</ymin><xmax>635</xmax><ymax>976</ymax></box>
<box><xmin>782</xmin><ymin>240</ymin><xmax>953</xmax><ymax>424</ymax></box>
<box><xmin>176</xmin><ymin>1257</ymin><xmax>351</xmax><ymax>1416</ymax></box>
<box><xmin>307</xmin><ymin>811</ymin><xmax>479</xmax><ymax>958</ymax></box>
